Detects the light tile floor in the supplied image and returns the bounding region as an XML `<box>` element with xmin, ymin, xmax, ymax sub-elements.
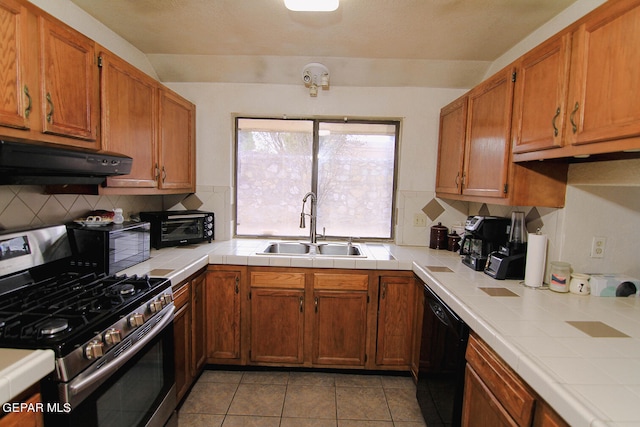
<box><xmin>178</xmin><ymin>370</ymin><xmax>428</xmax><ymax>427</ymax></box>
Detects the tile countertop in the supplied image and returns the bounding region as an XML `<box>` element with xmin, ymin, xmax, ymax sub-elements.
<box><xmin>8</xmin><ymin>239</ymin><xmax>638</xmax><ymax>425</ymax></box>
<box><xmin>0</xmin><ymin>349</ymin><xmax>55</xmax><ymax>405</ymax></box>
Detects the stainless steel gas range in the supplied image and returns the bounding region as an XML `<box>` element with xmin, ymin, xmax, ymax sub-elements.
<box><xmin>0</xmin><ymin>225</ymin><xmax>176</xmax><ymax>427</ymax></box>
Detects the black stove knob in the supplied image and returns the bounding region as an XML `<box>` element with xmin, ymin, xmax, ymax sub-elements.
<box><xmin>85</xmin><ymin>340</ymin><xmax>104</xmax><ymax>360</ymax></box>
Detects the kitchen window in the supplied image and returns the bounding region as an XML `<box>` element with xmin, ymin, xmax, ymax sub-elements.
<box><xmin>235</xmin><ymin>118</ymin><xmax>399</xmax><ymax>239</ymax></box>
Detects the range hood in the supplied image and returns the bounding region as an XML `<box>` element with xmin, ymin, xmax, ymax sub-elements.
<box><xmin>0</xmin><ymin>140</ymin><xmax>132</xmax><ymax>185</ymax></box>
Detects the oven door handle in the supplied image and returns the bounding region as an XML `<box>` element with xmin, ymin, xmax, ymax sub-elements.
<box><xmin>64</xmin><ymin>305</ymin><xmax>174</xmax><ymax>407</ymax></box>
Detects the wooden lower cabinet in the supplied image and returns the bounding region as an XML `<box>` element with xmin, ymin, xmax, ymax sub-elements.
<box><xmin>173</xmin><ymin>283</ymin><xmax>191</xmax><ymax>402</ymax></box>
<box><xmin>0</xmin><ymin>390</ymin><xmax>43</xmax><ymax>427</ymax></box>
<box><xmin>463</xmin><ymin>333</ymin><xmax>569</xmax><ymax>427</ymax></box>
<box><xmin>173</xmin><ymin>269</ymin><xmax>207</xmax><ymax>403</ymax></box>
<box><xmin>204</xmin><ymin>266</ymin><xmax>419</xmax><ymax>371</ymax></box>
<box><xmin>251</xmin><ymin>288</ymin><xmax>305</xmax><ymax>364</ymax></box>
<box><xmin>376</xmin><ymin>275</ymin><xmax>416</xmax><ymax>366</ymax></box>
<box><xmin>206</xmin><ymin>266</ymin><xmax>242</xmax><ymax>363</ymax></box>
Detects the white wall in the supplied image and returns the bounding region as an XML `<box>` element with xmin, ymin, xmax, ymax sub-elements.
<box><xmin>166</xmin><ymin>82</ymin><xmax>468</xmax><ymax>243</ymax></box>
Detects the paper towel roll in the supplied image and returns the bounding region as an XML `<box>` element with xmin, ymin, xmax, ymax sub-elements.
<box><xmin>524</xmin><ymin>233</ymin><xmax>547</xmax><ymax>288</ymax></box>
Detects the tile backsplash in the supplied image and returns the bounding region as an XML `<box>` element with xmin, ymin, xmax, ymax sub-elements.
<box><xmin>0</xmin><ymin>185</ymin><xmax>162</xmax><ymax>230</ymax></box>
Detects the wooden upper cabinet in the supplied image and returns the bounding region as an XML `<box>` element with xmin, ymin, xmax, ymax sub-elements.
<box><xmin>512</xmin><ymin>33</ymin><xmax>572</xmax><ymax>154</ymax></box>
<box><xmin>0</xmin><ymin>0</ymin><xmax>31</xmax><ymax>131</ymax></box>
<box><xmin>435</xmin><ymin>95</ymin><xmax>467</xmax><ymax>196</ymax></box>
<box><xmin>463</xmin><ymin>67</ymin><xmax>515</xmax><ymax>199</ymax></box>
<box><xmin>38</xmin><ymin>15</ymin><xmax>99</xmax><ymax>146</ymax></box>
<box><xmin>158</xmin><ymin>87</ymin><xmax>195</xmax><ymax>192</ymax></box>
<box><xmin>566</xmin><ymin>0</ymin><xmax>640</xmax><ymax>147</ymax></box>
<box><xmin>100</xmin><ymin>51</ymin><xmax>158</xmax><ymax>188</ymax></box>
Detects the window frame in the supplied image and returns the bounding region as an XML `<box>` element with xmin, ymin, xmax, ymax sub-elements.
<box><xmin>233</xmin><ymin>116</ymin><xmax>401</xmax><ymax>241</ymax></box>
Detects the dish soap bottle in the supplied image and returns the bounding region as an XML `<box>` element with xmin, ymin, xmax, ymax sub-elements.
<box><xmin>113</xmin><ymin>208</ymin><xmax>124</xmax><ymax>224</ymax></box>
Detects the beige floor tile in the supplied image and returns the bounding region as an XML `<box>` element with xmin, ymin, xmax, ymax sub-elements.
<box><xmin>393</xmin><ymin>421</ymin><xmax>428</xmax><ymax>427</ymax></box>
<box><xmin>180</xmin><ymin>382</ymin><xmax>238</xmax><ymax>414</ymax></box>
<box><xmin>380</xmin><ymin>375</ymin><xmax>416</xmax><ymax>390</ymax></box>
<box><xmin>199</xmin><ymin>370</ymin><xmax>244</xmax><ymax>384</ymax></box>
<box><xmin>178</xmin><ymin>413</ymin><xmax>224</xmax><ymax>427</ymax></box>
<box><xmin>335</xmin><ymin>373</ymin><xmax>383</xmax><ymax>388</ymax></box>
<box><xmin>281</xmin><ymin>418</ymin><xmax>337</xmax><ymax>427</ymax></box>
<box><xmin>384</xmin><ymin>388</ymin><xmax>424</xmax><ymax>422</ymax></box>
<box><xmin>221</xmin><ymin>415</ymin><xmax>281</xmax><ymax>427</ymax></box>
<box><xmin>227</xmin><ymin>384</ymin><xmax>286</xmax><ymax>417</ymax></box>
<box><xmin>288</xmin><ymin>371</ymin><xmax>336</xmax><ymax>386</ymax></box>
<box><xmin>240</xmin><ymin>371</ymin><xmax>290</xmax><ymax>385</ymax></box>
<box><xmin>336</xmin><ymin>386</ymin><xmax>391</xmax><ymax>421</ymax></box>
<box><xmin>283</xmin><ymin>385</ymin><xmax>336</xmax><ymax>419</ymax></box>
<box><xmin>337</xmin><ymin>421</ymin><xmax>393</xmax><ymax>427</ymax></box>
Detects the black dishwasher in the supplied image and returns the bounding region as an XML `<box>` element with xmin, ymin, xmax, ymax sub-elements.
<box><xmin>416</xmin><ymin>283</ymin><xmax>470</xmax><ymax>427</ymax></box>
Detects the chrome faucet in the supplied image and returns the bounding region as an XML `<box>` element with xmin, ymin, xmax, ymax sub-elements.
<box><xmin>299</xmin><ymin>192</ymin><xmax>317</xmax><ymax>244</ymax></box>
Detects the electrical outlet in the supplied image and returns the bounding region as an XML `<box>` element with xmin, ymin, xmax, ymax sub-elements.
<box><xmin>590</xmin><ymin>236</ymin><xmax>606</xmax><ymax>258</ymax></box>
<box><xmin>413</xmin><ymin>213</ymin><xmax>427</xmax><ymax>227</ymax></box>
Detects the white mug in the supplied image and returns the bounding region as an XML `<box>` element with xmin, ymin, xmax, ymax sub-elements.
<box><xmin>570</xmin><ymin>273</ymin><xmax>590</xmax><ymax>295</ymax></box>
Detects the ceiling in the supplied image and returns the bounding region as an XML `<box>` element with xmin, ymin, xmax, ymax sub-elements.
<box><xmin>70</xmin><ymin>0</ymin><xmax>578</xmax><ymax>88</ymax></box>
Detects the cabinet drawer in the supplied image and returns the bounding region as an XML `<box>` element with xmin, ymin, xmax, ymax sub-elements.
<box><xmin>251</xmin><ymin>271</ymin><xmax>305</xmax><ymax>289</ymax></box>
<box><xmin>466</xmin><ymin>334</ymin><xmax>535</xmax><ymax>427</ymax></box>
<box><xmin>314</xmin><ymin>273</ymin><xmax>368</xmax><ymax>291</ymax></box>
<box><xmin>173</xmin><ymin>283</ymin><xmax>190</xmax><ymax>310</ymax></box>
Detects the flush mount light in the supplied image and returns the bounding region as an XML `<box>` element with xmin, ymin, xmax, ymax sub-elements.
<box><xmin>284</xmin><ymin>0</ymin><xmax>339</xmax><ymax>12</ymax></box>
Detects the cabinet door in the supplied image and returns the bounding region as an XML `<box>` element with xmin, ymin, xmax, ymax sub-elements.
<box><xmin>313</xmin><ymin>290</ymin><xmax>367</xmax><ymax>366</ymax></box>
<box><xmin>435</xmin><ymin>96</ymin><xmax>467</xmax><ymax>195</ymax></box>
<box><xmin>0</xmin><ymin>0</ymin><xmax>31</xmax><ymax>130</ymax></box>
<box><xmin>512</xmin><ymin>33</ymin><xmax>571</xmax><ymax>153</ymax></box>
<box><xmin>173</xmin><ymin>284</ymin><xmax>191</xmax><ymax>403</ymax></box>
<box><xmin>250</xmin><ymin>288</ymin><xmax>305</xmax><ymax>364</ymax></box>
<box><xmin>100</xmin><ymin>51</ymin><xmax>158</xmax><ymax>188</ymax></box>
<box><xmin>462</xmin><ymin>364</ymin><xmax>518</xmax><ymax>427</ymax></box>
<box><xmin>0</xmin><ymin>392</ymin><xmax>43</xmax><ymax>427</ymax></box>
<box><xmin>567</xmin><ymin>1</ymin><xmax>640</xmax><ymax>146</ymax></box>
<box><xmin>38</xmin><ymin>16</ymin><xmax>99</xmax><ymax>144</ymax></box>
<box><xmin>191</xmin><ymin>272</ymin><xmax>207</xmax><ymax>374</ymax></box>
<box><xmin>206</xmin><ymin>270</ymin><xmax>241</xmax><ymax>361</ymax></box>
<box><xmin>463</xmin><ymin>68</ymin><xmax>514</xmax><ymax>199</ymax></box>
<box><xmin>158</xmin><ymin>88</ymin><xmax>195</xmax><ymax>191</ymax></box>
<box><xmin>376</xmin><ymin>275</ymin><xmax>416</xmax><ymax>366</ymax></box>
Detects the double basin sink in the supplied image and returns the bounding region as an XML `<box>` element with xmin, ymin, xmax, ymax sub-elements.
<box><xmin>260</xmin><ymin>242</ymin><xmax>365</xmax><ymax>257</ymax></box>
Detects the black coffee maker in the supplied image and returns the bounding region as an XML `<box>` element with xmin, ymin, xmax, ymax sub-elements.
<box><xmin>484</xmin><ymin>212</ymin><xmax>528</xmax><ymax>280</ymax></box>
<box><xmin>459</xmin><ymin>216</ymin><xmax>510</xmax><ymax>271</ymax></box>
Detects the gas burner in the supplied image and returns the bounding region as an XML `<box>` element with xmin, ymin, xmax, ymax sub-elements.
<box><xmin>119</xmin><ymin>284</ymin><xmax>136</xmax><ymax>296</ymax></box>
<box><xmin>40</xmin><ymin>318</ymin><xmax>69</xmax><ymax>336</ymax></box>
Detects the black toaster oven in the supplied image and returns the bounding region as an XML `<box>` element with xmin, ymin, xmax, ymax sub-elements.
<box><xmin>139</xmin><ymin>210</ymin><xmax>214</xmax><ymax>249</ymax></box>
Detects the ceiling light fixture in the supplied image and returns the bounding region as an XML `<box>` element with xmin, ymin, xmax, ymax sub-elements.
<box><xmin>284</xmin><ymin>0</ymin><xmax>339</xmax><ymax>12</ymax></box>
<box><xmin>302</xmin><ymin>63</ymin><xmax>330</xmax><ymax>97</ymax></box>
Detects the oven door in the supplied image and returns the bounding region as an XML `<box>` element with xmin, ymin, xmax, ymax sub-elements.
<box><xmin>160</xmin><ymin>217</ymin><xmax>204</xmax><ymax>245</ymax></box>
<box><xmin>43</xmin><ymin>308</ymin><xmax>176</xmax><ymax>427</ymax></box>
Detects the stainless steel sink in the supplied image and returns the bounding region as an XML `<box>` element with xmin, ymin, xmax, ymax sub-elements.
<box><xmin>261</xmin><ymin>242</ymin><xmax>311</xmax><ymax>254</ymax></box>
<box><xmin>259</xmin><ymin>242</ymin><xmax>366</xmax><ymax>257</ymax></box>
<box><xmin>316</xmin><ymin>243</ymin><xmax>363</xmax><ymax>256</ymax></box>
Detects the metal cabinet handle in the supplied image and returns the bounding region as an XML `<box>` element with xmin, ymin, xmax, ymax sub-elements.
<box><xmin>299</xmin><ymin>296</ymin><xmax>304</xmax><ymax>313</ymax></box>
<box><xmin>314</xmin><ymin>297</ymin><xmax>318</xmax><ymax>313</ymax></box>
<box><xmin>570</xmin><ymin>102</ymin><xmax>579</xmax><ymax>134</ymax></box>
<box><xmin>154</xmin><ymin>163</ymin><xmax>160</xmax><ymax>180</ymax></box>
<box><xmin>24</xmin><ymin>86</ymin><xmax>32</xmax><ymax>118</ymax></box>
<box><xmin>552</xmin><ymin>107</ymin><xmax>561</xmax><ymax>136</ymax></box>
<box><xmin>454</xmin><ymin>172</ymin><xmax>460</xmax><ymax>188</ymax></box>
<box><xmin>162</xmin><ymin>166</ymin><xmax>167</xmax><ymax>183</ymax></box>
<box><xmin>381</xmin><ymin>282</ymin><xmax>387</xmax><ymax>299</ymax></box>
<box><xmin>46</xmin><ymin>93</ymin><xmax>54</xmax><ymax>123</ymax></box>
<box><xmin>235</xmin><ymin>276</ymin><xmax>239</xmax><ymax>294</ymax></box>
<box><xmin>461</xmin><ymin>172</ymin><xmax>466</xmax><ymax>188</ymax></box>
